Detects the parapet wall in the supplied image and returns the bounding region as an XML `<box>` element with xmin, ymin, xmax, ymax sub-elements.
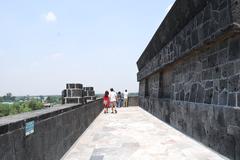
<box><xmin>0</xmin><ymin>99</ymin><xmax>103</xmax><ymax>160</ymax></box>
<box><xmin>137</xmin><ymin>0</ymin><xmax>240</xmax><ymax>159</ymax></box>
<box><xmin>128</xmin><ymin>96</ymin><xmax>139</xmax><ymax>106</ymax></box>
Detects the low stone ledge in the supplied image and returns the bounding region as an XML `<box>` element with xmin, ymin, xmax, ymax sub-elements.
<box><xmin>0</xmin><ymin>99</ymin><xmax>102</xmax><ymax>136</ymax></box>
<box><xmin>0</xmin><ymin>98</ymin><xmax>103</xmax><ymax>160</ymax></box>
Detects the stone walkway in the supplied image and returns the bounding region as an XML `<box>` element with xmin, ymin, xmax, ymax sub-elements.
<box><xmin>61</xmin><ymin>107</ymin><xmax>228</xmax><ymax>160</ymax></box>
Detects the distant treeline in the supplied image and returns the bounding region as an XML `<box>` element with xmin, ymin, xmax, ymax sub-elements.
<box><xmin>0</xmin><ymin>93</ymin><xmax>62</xmax><ymax>117</ymax></box>
<box><xmin>0</xmin><ymin>100</ymin><xmax>44</xmax><ymax>117</ymax></box>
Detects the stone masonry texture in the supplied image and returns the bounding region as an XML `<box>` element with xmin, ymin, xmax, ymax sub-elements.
<box><xmin>62</xmin><ymin>83</ymin><xmax>96</xmax><ymax>104</ymax></box>
<box><xmin>0</xmin><ymin>99</ymin><xmax>103</xmax><ymax>160</ymax></box>
<box><xmin>137</xmin><ymin>0</ymin><xmax>240</xmax><ymax>159</ymax></box>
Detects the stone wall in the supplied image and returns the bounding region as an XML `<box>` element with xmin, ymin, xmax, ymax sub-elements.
<box><xmin>0</xmin><ymin>99</ymin><xmax>103</xmax><ymax>160</ymax></box>
<box><xmin>137</xmin><ymin>0</ymin><xmax>240</xmax><ymax>159</ymax></box>
<box><xmin>62</xmin><ymin>83</ymin><xmax>96</xmax><ymax>104</ymax></box>
<box><xmin>128</xmin><ymin>96</ymin><xmax>139</xmax><ymax>106</ymax></box>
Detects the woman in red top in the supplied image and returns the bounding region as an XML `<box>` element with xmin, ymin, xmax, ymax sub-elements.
<box><xmin>103</xmin><ymin>91</ymin><xmax>110</xmax><ymax>113</ymax></box>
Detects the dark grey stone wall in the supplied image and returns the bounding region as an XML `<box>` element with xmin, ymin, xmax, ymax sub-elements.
<box><xmin>128</xmin><ymin>96</ymin><xmax>139</xmax><ymax>106</ymax></box>
<box><xmin>62</xmin><ymin>84</ymin><xmax>96</xmax><ymax>104</ymax></box>
<box><xmin>137</xmin><ymin>0</ymin><xmax>240</xmax><ymax>159</ymax></box>
<box><xmin>0</xmin><ymin>99</ymin><xmax>103</xmax><ymax>160</ymax></box>
<box><xmin>140</xmin><ymin>98</ymin><xmax>240</xmax><ymax>159</ymax></box>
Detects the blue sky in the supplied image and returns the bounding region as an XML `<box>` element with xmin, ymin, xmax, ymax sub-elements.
<box><xmin>0</xmin><ymin>0</ymin><xmax>175</xmax><ymax>96</ymax></box>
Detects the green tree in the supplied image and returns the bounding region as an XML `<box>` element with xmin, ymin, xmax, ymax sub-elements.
<box><xmin>2</xmin><ymin>92</ymin><xmax>15</xmax><ymax>102</ymax></box>
<box><xmin>46</xmin><ymin>96</ymin><xmax>61</xmax><ymax>104</ymax></box>
<box><xmin>27</xmin><ymin>99</ymin><xmax>43</xmax><ymax>110</ymax></box>
<box><xmin>0</xmin><ymin>104</ymin><xmax>10</xmax><ymax>117</ymax></box>
<box><xmin>19</xmin><ymin>103</ymin><xmax>32</xmax><ymax>113</ymax></box>
<box><xmin>0</xmin><ymin>99</ymin><xmax>44</xmax><ymax>117</ymax></box>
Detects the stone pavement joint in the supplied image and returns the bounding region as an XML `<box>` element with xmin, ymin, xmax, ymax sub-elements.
<box><xmin>61</xmin><ymin>107</ymin><xmax>229</xmax><ymax>160</ymax></box>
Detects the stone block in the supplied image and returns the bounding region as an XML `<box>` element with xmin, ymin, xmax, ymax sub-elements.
<box><xmin>83</xmin><ymin>90</ymin><xmax>87</xmax><ymax>96</ymax></box>
<box><xmin>208</xmin><ymin>54</ymin><xmax>218</xmax><ymax>68</ymax></box>
<box><xmin>228</xmin><ymin>75</ymin><xmax>239</xmax><ymax>92</ymax></box>
<box><xmin>84</xmin><ymin>87</ymin><xmax>94</xmax><ymax>91</ymax></box>
<box><xmin>238</xmin><ymin>93</ymin><xmax>240</xmax><ymax>107</ymax></box>
<box><xmin>62</xmin><ymin>90</ymin><xmax>67</xmax><ymax>97</ymax></box>
<box><xmin>212</xmin><ymin>67</ymin><xmax>221</xmax><ymax>79</ymax></box>
<box><xmin>190</xmin><ymin>84</ymin><xmax>198</xmax><ymax>102</ymax></box>
<box><xmin>203</xmin><ymin>4</ymin><xmax>211</xmax><ymax>21</ymax></box>
<box><xmin>219</xmin><ymin>91</ymin><xmax>228</xmax><ymax>105</ymax></box>
<box><xmin>235</xmin><ymin>61</ymin><xmax>240</xmax><ymax>74</ymax></box>
<box><xmin>222</xmin><ymin>63</ymin><xmax>234</xmax><ymax>78</ymax></box>
<box><xmin>66</xmin><ymin>84</ymin><xmax>76</xmax><ymax>89</ymax></box>
<box><xmin>87</xmin><ymin>90</ymin><xmax>95</xmax><ymax>97</ymax></box>
<box><xmin>228</xmin><ymin>93</ymin><xmax>236</xmax><ymax>107</ymax></box>
<box><xmin>71</xmin><ymin>89</ymin><xmax>83</xmax><ymax>97</ymax></box>
<box><xmin>219</xmin><ymin>8</ymin><xmax>230</xmax><ymax>27</ymax></box>
<box><xmin>205</xmin><ymin>81</ymin><xmax>213</xmax><ymax>88</ymax></box>
<box><xmin>180</xmin><ymin>90</ymin><xmax>185</xmax><ymax>101</ymax></box>
<box><xmin>202</xmin><ymin>69</ymin><xmax>212</xmax><ymax>80</ymax></box>
<box><xmin>212</xmin><ymin>91</ymin><xmax>219</xmax><ymax>105</ymax></box>
<box><xmin>202</xmin><ymin>59</ymin><xmax>208</xmax><ymax>69</ymax></box>
<box><xmin>191</xmin><ymin>29</ymin><xmax>199</xmax><ymax>46</ymax></box>
<box><xmin>184</xmin><ymin>92</ymin><xmax>190</xmax><ymax>101</ymax></box>
<box><xmin>67</xmin><ymin>90</ymin><xmax>71</xmax><ymax>97</ymax></box>
<box><xmin>219</xmin><ymin>79</ymin><xmax>228</xmax><ymax>91</ymax></box>
<box><xmin>204</xmin><ymin>89</ymin><xmax>213</xmax><ymax>104</ymax></box>
<box><xmin>75</xmin><ymin>84</ymin><xmax>83</xmax><ymax>89</ymax></box>
<box><xmin>196</xmin><ymin>84</ymin><xmax>204</xmax><ymax>103</ymax></box>
<box><xmin>66</xmin><ymin>98</ymin><xmax>79</xmax><ymax>104</ymax></box>
<box><xmin>229</xmin><ymin>35</ymin><xmax>240</xmax><ymax>61</ymax></box>
<box><xmin>217</xmin><ymin>49</ymin><xmax>228</xmax><ymax>65</ymax></box>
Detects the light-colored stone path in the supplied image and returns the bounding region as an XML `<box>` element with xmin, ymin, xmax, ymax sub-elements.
<box><xmin>61</xmin><ymin>107</ymin><xmax>228</xmax><ymax>160</ymax></box>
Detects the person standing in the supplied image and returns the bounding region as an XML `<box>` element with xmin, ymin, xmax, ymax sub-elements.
<box><xmin>109</xmin><ymin>88</ymin><xmax>117</xmax><ymax>113</ymax></box>
<box><xmin>124</xmin><ymin>89</ymin><xmax>128</xmax><ymax>107</ymax></box>
<box><xmin>117</xmin><ymin>91</ymin><xmax>122</xmax><ymax>108</ymax></box>
<box><xmin>103</xmin><ymin>91</ymin><xmax>110</xmax><ymax>114</ymax></box>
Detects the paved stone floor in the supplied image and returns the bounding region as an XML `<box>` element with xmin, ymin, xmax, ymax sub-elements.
<box><xmin>61</xmin><ymin>107</ymin><xmax>228</xmax><ymax>160</ymax></box>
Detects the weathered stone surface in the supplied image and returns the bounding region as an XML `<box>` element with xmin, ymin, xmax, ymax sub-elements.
<box><xmin>229</xmin><ymin>38</ymin><xmax>240</xmax><ymax>61</ymax></box>
<box><xmin>222</xmin><ymin>63</ymin><xmax>234</xmax><ymax>78</ymax></box>
<box><xmin>0</xmin><ymin>99</ymin><xmax>103</xmax><ymax>160</ymax></box>
<box><xmin>75</xmin><ymin>83</ymin><xmax>83</xmax><ymax>89</ymax></box>
<box><xmin>62</xmin><ymin>84</ymin><xmax>96</xmax><ymax>104</ymax></box>
<box><xmin>189</xmin><ymin>84</ymin><xmax>198</xmax><ymax>102</ymax></box>
<box><xmin>137</xmin><ymin>0</ymin><xmax>240</xmax><ymax>159</ymax></box>
<box><xmin>196</xmin><ymin>84</ymin><xmax>205</xmax><ymax>103</ymax></box>
<box><xmin>71</xmin><ymin>89</ymin><xmax>83</xmax><ymax>97</ymax></box>
<box><xmin>228</xmin><ymin>93</ymin><xmax>236</xmax><ymax>106</ymax></box>
<box><xmin>204</xmin><ymin>89</ymin><xmax>213</xmax><ymax>104</ymax></box>
<box><xmin>219</xmin><ymin>91</ymin><xmax>228</xmax><ymax>105</ymax></box>
<box><xmin>228</xmin><ymin>75</ymin><xmax>239</xmax><ymax>92</ymax></box>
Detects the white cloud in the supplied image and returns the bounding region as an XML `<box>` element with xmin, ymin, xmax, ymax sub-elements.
<box><xmin>47</xmin><ymin>52</ymin><xmax>64</xmax><ymax>60</ymax></box>
<box><xmin>45</xmin><ymin>11</ymin><xmax>57</xmax><ymax>22</ymax></box>
<box><xmin>165</xmin><ymin>3</ymin><xmax>173</xmax><ymax>13</ymax></box>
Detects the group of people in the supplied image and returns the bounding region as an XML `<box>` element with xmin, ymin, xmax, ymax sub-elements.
<box><xmin>103</xmin><ymin>88</ymin><xmax>128</xmax><ymax>114</ymax></box>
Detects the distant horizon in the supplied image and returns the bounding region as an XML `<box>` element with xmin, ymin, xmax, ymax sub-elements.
<box><xmin>0</xmin><ymin>0</ymin><xmax>175</xmax><ymax>96</ymax></box>
<box><xmin>1</xmin><ymin>91</ymin><xmax>139</xmax><ymax>97</ymax></box>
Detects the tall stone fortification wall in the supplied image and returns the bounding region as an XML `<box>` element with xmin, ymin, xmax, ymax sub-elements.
<box><xmin>137</xmin><ymin>0</ymin><xmax>240</xmax><ymax>159</ymax></box>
